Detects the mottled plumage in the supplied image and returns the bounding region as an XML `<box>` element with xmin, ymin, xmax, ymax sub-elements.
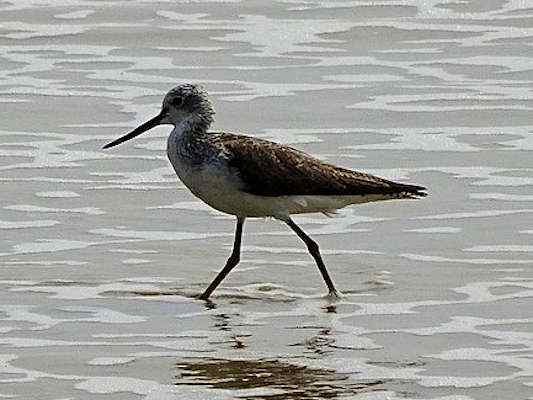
<box><xmin>217</xmin><ymin>133</ymin><xmax>426</xmax><ymax>198</ymax></box>
<box><xmin>104</xmin><ymin>84</ymin><xmax>427</xmax><ymax>299</ymax></box>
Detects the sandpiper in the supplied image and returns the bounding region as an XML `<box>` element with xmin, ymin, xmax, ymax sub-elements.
<box><xmin>104</xmin><ymin>84</ymin><xmax>427</xmax><ymax>299</ymax></box>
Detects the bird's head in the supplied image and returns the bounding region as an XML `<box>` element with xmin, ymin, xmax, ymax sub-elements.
<box><xmin>161</xmin><ymin>84</ymin><xmax>214</xmax><ymax>126</ymax></box>
<box><xmin>103</xmin><ymin>83</ymin><xmax>214</xmax><ymax>149</ymax></box>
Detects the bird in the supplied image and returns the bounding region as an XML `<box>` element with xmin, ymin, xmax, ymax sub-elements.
<box><xmin>103</xmin><ymin>84</ymin><xmax>427</xmax><ymax>300</ymax></box>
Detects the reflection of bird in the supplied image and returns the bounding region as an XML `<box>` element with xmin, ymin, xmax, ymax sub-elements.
<box><xmin>104</xmin><ymin>84</ymin><xmax>427</xmax><ymax>299</ymax></box>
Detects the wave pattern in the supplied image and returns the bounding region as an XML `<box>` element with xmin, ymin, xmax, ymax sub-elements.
<box><xmin>0</xmin><ymin>1</ymin><xmax>532</xmax><ymax>399</ymax></box>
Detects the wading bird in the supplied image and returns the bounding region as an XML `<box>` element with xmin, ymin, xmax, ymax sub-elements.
<box><xmin>104</xmin><ymin>84</ymin><xmax>426</xmax><ymax>299</ymax></box>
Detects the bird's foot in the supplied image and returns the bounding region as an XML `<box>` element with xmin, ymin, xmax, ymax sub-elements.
<box><xmin>198</xmin><ymin>293</ymin><xmax>210</xmax><ymax>301</ymax></box>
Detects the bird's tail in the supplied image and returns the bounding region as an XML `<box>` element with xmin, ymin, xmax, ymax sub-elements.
<box><xmin>395</xmin><ymin>183</ymin><xmax>428</xmax><ymax>199</ymax></box>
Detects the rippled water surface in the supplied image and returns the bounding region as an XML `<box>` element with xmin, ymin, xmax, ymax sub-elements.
<box><xmin>1</xmin><ymin>1</ymin><xmax>532</xmax><ymax>399</ymax></box>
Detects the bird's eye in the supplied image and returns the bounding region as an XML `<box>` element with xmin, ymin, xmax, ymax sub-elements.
<box><xmin>172</xmin><ymin>96</ymin><xmax>184</xmax><ymax>107</ymax></box>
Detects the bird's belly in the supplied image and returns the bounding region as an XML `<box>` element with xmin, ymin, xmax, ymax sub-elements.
<box><xmin>195</xmin><ymin>192</ymin><xmax>380</xmax><ymax>219</ymax></box>
<box><xmin>167</xmin><ymin>156</ymin><xmax>251</xmax><ymax>216</ymax></box>
<box><xmin>171</xmin><ymin>164</ymin><xmax>386</xmax><ymax>218</ymax></box>
<box><xmin>176</xmin><ymin>164</ymin><xmax>378</xmax><ymax>218</ymax></box>
<box><xmin>174</xmin><ymin>165</ymin><xmax>277</xmax><ymax>217</ymax></box>
<box><xmin>167</xmin><ymin>144</ymin><xmax>385</xmax><ymax>218</ymax></box>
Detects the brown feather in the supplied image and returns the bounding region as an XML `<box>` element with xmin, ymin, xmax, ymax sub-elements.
<box><xmin>213</xmin><ymin>133</ymin><xmax>427</xmax><ymax>198</ymax></box>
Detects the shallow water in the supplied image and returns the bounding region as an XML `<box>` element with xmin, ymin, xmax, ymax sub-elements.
<box><xmin>1</xmin><ymin>1</ymin><xmax>532</xmax><ymax>399</ymax></box>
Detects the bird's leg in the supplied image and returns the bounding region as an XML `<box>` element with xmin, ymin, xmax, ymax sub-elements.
<box><xmin>199</xmin><ymin>216</ymin><xmax>245</xmax><ymax>300</ymax></box>
<box><xmin>284</xmin><ymin>217</ymin><xmax>339</xmax><ymax>297</ymax></box>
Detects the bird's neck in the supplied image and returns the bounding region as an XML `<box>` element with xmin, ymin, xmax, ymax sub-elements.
<box><xmin>168</xmin><ymin>115</ymin><xmax>214</xmax><ymax>165</ymax></box>
<box><xmin>174</xmin><ymin>114</ymin><xmax>212</xmax><ymax>141</ymax></box>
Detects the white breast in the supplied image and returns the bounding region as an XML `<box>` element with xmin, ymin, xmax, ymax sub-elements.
<box><xmin>167</xmin><ymin>127</ymin><xmax>247</xmax><ymax>215</ymax></box>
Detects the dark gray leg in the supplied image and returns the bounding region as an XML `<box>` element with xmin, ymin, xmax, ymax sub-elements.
<box><xmin>199</xmin><ymin>217</ymin><xmax>245</xmax><ymax>300</ymax></box>
<box><xmin>284</xmin><ymin>217</ymin><xmax>339</xmax><ymax>296</ymax></box>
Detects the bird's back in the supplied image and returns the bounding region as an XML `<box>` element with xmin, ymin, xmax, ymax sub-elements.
<box><xmin>214</xmin><ymin>133</ymin><xmax>426</xmax><ymax>199</ymax></box>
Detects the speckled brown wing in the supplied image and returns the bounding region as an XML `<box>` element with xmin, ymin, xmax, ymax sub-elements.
<box><xmin>217</xmin><ymin>133</ymin><xmax>427</xmax><ymax>197</ymax></box>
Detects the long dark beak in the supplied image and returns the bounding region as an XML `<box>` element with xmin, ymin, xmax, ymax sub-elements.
<box><xmin>103</xmin><ymin>112</ymin><xmax>165</xmax><ymax>149</ymax></box>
